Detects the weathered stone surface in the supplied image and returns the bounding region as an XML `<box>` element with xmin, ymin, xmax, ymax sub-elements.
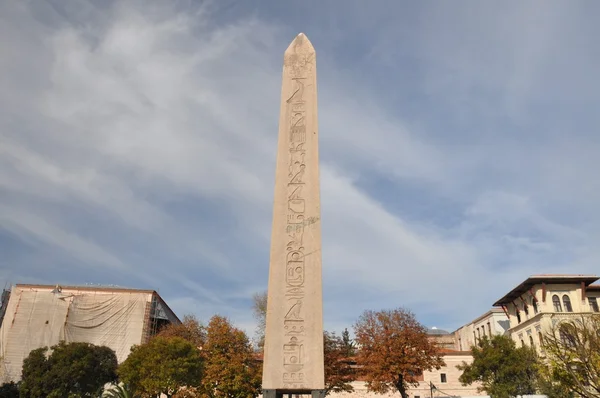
<box><xmin>262</xmin><ymin>33</ymin><xmax>324</xmax><ymax>391</ymax></box>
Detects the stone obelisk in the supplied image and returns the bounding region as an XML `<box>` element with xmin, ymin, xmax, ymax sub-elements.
<box><xmin>262</xmin><ymin>33</ymin><xmax>324</xmax><ymax>397</ymax></box>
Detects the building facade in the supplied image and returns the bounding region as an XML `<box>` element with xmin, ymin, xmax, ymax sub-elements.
<box><xmin>453</xmin><ymin>308</ymin><xmax>510</xmax><ymax>352</ymax></box>
<box><xmin>0</xmin><ymin>284</ymin><xmax>180</xmax><ymax>382</ymax></box>
<box><xmin>492</xmin><ymin>274</ymin><xmax>600</xmax><ymax>350</ymax></box>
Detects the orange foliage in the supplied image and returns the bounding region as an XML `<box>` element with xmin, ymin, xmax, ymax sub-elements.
<box><xmin>354</xmin><ymin>308</ymin><xmax>444</xmax><ymax>398</ymax></box>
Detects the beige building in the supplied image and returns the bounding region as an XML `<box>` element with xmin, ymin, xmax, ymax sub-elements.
<box><xmin>328</xmin><ymin>328</ymin><xmax>484</xmax><ymax>398</ymax></box>
<box><xmin>327</xmin><ymin>350</ymin><xmax>481</xmax><ymax>398</ymax></box>
<box><xmin>492</xmin><ymin>274</ymin><xmax>599</xmax><ymax>350</ymax></box>
<box><xmin>0</xmin><ymin>284</ymin><xmax>180</xmax><ymax>382</ymax></box>
<box><xmin>453</xmin><ymin>308</ymin><xmax>510</xmax><ymax>351</ymax></box>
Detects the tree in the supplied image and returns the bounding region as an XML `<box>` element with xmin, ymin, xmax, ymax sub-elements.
<box><xmin>103</xmin><ymin>383</ymin><xmax>133</xmax><ymax>398</ymax></box>
<box><xmin>251</xmin><ymin>291</ymin><xmax>268</xmax><ymax>350</ymax></box>
<box><xmin>118</xmin><ymin>336</ymin><xmax>203</xmax><ymax>398</ymax></box>
<box><xmin>457</xmin><ymin>334</ymin><xmax>539</xmax><ymax>398</ymax></box>
<box><xmin>0</xmin><ymin>382</ymin><xmax>19</xmax><ymax>398</ymax></box>
<box><xmin>323</xmin><ymin>331</ymin><xmax>356</xmax><ymax>395</ymax></box>
<box><xmin>20</xmin><ymin>341</ymin><xmax>118</xmax><ymax>398</ymax></box>
<box><xmin>200</xmin><ymin>315</ymin><xmax>262</xmax><ymax>398</ymax></box>
<box><xmin>19</xmin><ymin>348</ymin><xmax>49</xmax><ymax>398</ymax></box>
<box><xmin>353</xmin><ymin>308</ymin><xmax>444</xmax><ymax>398</ymax></box>
<box><xmin>341</xmin><ymin>328</ymin><xmax>356</xmax><ymax>357</ymax></box>
<box><xmin>538</xmin><ymin>315</ymin><xmax>600</xmax><ymax>398</ymax></box>
<box><xmin>158</xmin><ymin>315</ymin><xmax>206</xmax><ymax>348</ymax></box>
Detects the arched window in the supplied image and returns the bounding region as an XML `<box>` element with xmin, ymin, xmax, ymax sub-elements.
<box><xmin>523</xmin><ymin>303</ymin><xmax>529</xmax><ymax>316</ymax></box>
<box><xmin>520</xmin><ymin>339</ymin><xmax>525</xmax><ymax>347</ymax></box>
<box><xmin>552</xmin><ymin>295</ymin><xmax>562</xmax><ymax>312</ymax></box>
<box><xmin>529</xmin><ymin>335</ymin><xmax>534</xmax><ymax>348</ymax></box>
<box><xmin>532</xmin><ymin>298</ymin><xmax>538</xmax><ymax>314</ymax></box>
<box><xmin>538</xmin><ymin>331</ymin><xmax>543</xmax><ymax>346</ymax></box>
<box><xmin>516</xmin><ymin>309</ymin><xmax>521</xmax><ymax>323</ymax></box>
<box><xmin>563</xmin><ymin>295</ymin><xmax>573</xmax><ymax>312</ymax></box>
<box><xmin>560</xmin><ymin>325</ymin><xmax>576</xmax><ymax>347</ymax></box>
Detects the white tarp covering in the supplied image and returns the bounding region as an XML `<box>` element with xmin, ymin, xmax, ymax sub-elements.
<box><xmin>0</xmin><ymin>286</ymin><xmax>149</xmax><ymax>382</ymax></box>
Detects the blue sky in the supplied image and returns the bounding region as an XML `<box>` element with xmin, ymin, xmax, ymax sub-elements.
<box><xmin>1</xmin><ymin>0</ymin><xmax>600</xmax><ymax>337</ymax></box>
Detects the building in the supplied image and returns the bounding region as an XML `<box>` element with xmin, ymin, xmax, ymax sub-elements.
<box><xmin>328</xmin><ymin>328</ymin><xmax>483</xmax><ymax>398</ymax></box>
<box><xmin>0</xmin><ymin>284</ymin><xmax>180</xmax><ymax>382</ymax></box>
<box><xmin>453</xmin><ymin>308</ymin><xmax>510</xmax><ymax>351</ymax></box>
<box><xmin>328</xmin><ymin>349</ymin><xmax>480</xmax><ymax>398</ymax></box>
<box><xmin>492</xmin><ymin>274</ymin><xmax>600</xmax><ymax>350</ymax></box>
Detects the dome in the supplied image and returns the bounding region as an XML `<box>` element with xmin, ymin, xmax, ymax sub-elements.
<box><xmin>427</xmin><ymin>326</ymin><xmax>450</xmax><ymax>335</ymax></box>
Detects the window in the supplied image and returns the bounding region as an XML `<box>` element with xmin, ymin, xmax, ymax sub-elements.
<box><xmin>440</xmin><ymin>373</ymin><xmax>447</xmax><ymax>383</ymax></box>
<box><xmin>520</xmin><ymin>339</ymin><xmax>525</xmax><ymax>347</ymax></box>
<box><xmin>516</xmin><ymin>309</ymin><xmax>521</xmax><ymax>323</ymax></box>
<box><xmin>487</xmin><ymin>322</ymin><xmax>492</xmax><ymax>336</ymax></box>
<box><xmin>538</xmin><ymin>331</ymin><xmax>543</xmax><ymax>346</ymax></box>
<box><xmin>552</xmin><ymin>295</ymin><xmax>563</xmax><ymax>312</ymax></box>
<box><xmin>563</xmin><ymin>295</ymin><xmax>573</xmax><ymax>312</ymax></box>
<box><xmin>529</xmin><ymin>335</ymin><xmax>534</xmax><ymax>348</ymax></box>
<box><xmin>560</xmin><ymin>325</ymin><xmax>576</xmax><ymax>347</ymax></box>
<box><xmin>589</xmin><ymin>297</ymin><xmax>599</xmax><ymax>312</ymax></box>
<box><xmin>523</xmin><ymin>303</ymin><xmax>529</xmax><ymax>316</ymax></box>
<box><xmin>532</xmin><ymin>298</ymin><xmax>538</xmax><ymax>314</ymax></box>
<box><xmin>481</xmin><ymin>326</ymin><xmax>485</xmax><ymax>337</ymax></box>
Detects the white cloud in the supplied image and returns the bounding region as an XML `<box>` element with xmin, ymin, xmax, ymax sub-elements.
<box><xmin>1</xmin><ymin>0</ymin><xmax>599</xmax><ymax>335</ymax></box>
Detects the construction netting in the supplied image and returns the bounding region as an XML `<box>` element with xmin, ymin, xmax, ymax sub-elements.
<box><xmin>0</xmin><ymin>286</ymin><xmax>149</xmax><ymax>382</ymax></box>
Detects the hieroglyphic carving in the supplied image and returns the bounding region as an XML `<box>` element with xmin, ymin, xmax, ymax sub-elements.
<box><xmin>282</xmin><ymin>73</ymin><xmax>309</xmax><ymax>388</ymax></box>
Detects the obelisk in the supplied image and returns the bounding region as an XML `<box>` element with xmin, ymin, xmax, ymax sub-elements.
<box><xmin>262</xmin><ymin>33</ymin><xmax>324</xmax><ymax>397</ymax></box>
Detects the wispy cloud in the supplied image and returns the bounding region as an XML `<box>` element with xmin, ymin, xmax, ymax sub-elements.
<box><xmin>1</xmin><ymin>0</ymin><xmax>599</xmax><ymax>335</ymax></box>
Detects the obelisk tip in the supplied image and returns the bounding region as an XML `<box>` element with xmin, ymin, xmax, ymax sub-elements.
<box><xmin>285</xmin><ymin>32</ymin><xmax>314</xmax><ymax>54</ymax></box>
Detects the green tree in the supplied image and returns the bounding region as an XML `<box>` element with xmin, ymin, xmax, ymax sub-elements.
<box><xmin>118</xmin><ymin>336</ymin><xmax>203</xmax><ymax>398</ymax></box>
<box><xmin>340</xmin><ymin>328</ymin><xmax>356</xmax><ymax>357</ymax></box>
<box><xmin>19</xmin><ymin>348</ymin><xmax>49</xmax><ymax>398</ymax></box>
<box><xmin>457</xmin><ymin>334</ymin><xmax>538</xmax><ymax>398</ymax></box>
<box><xmin>20</xmin><ymin>341</ymin><xmax>118</xmax><ymax>398</ymax></box>
<box><xmin>353</xmin><ymin>308</ymin><xmax>444</xmax><ymax>398</ymax></box>
<box><xmin>538</xmin><ymin>315</ymin><xmax>600</xmax><ymax>398</ymax></box>
<box><xmin>0</xmin><ymin>381</ymin><xmax>19</xmax><ymax>398</ymax></box>
<box><xmin>201</xmin><ymin>315</ymin><xmax>262</xmax><ymax>398</ymax></box>
<box><xmin>324</xmin><ymin>331</ymin><xmax>356</xmax><ymax>395</ymax></box>
<box><xmin>103</xmin><ymin>383</ymin><xmax>133</xmax><ymax>398</ymax></box>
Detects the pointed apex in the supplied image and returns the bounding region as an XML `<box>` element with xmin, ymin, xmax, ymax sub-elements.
<box><xmin>285</xmin><ymin>32</ymin><xmax>315</xmax><ymax>55</ymax></box>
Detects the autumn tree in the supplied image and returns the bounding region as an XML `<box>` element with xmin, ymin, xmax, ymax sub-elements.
<box><xmin>158</xmin><ymin>314</ymin><xmax>206</xmax><ymax>348</ymax></box>
<box><xmin>353</xmin><ymin>308</ymin><xmax>444</xmax><ymax>398</ymax></box>
<box><xmin>20</xmin><ymin>341</ymin><xmax>118</xmax><ymax>398</ymax></box>
<box><xmin>457</xmin><ymin>334</ymin><xmax>539</xmax><ymax>398</ymax></box>
<box><xmin>251</xmin><ymin>291</ymin><xmax>268</xmax><ymax>350</ymax></box>
<box><xmin>538</xmin><ymin>315</ymin><xmax>600</xmax><ymax>398</ymax></box>
<box><xmin>118</xmin><ymin>336</ymin><xmax>203</xmax><ymax>398</ymax></box>
<box><xmin>324</xmin><ymin>331</ymin><xmax>356</xmax><ymax>395</ymax></box>
<box><xmin>200</xmin><ymin>315</ymin><xmax>262</xmax><ymax>398</ymax></box>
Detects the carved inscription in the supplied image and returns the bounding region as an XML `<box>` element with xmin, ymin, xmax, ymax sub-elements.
<box><xmin>282</xmin><ymin>73</ymin><xmax>308</xmax><ymax>388</ymax></box>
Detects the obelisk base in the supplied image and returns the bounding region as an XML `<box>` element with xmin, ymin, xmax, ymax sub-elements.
<box><xmin>263</xmin><ymin>389</ymin><xmax>325</xmax><ymax>398</ymax></box>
